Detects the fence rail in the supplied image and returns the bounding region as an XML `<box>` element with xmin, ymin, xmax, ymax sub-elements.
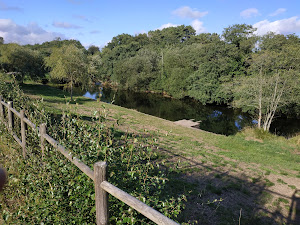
<box><xmin>0</xmin><ymin>96</ymin><xmax>179</xmax><ymax>225</ymax></box>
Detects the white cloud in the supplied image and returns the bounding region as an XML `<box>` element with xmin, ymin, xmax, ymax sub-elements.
<box><xmin>173</xmin><ymin>6</ymin><xmax>208</xmax><ymax>19</ymax></box>
<box><xmin>0</xmin><ymin>19</ymin><xmax>65</xmax><ymax>45</ymax></box>
<box><xmin>73</xmin><ymin>14</ymin><xmax>90</xmax><ymax>22</ymax></box>
<box><xmin>134</xmin><ymin>30</ymin><xmax>147</xmax><ymax>35</ymax></box>
<box><xmin>269</xmin><ymin>8</ymin><xmax>286</xmax><ymax>17</ymax></box>
<box><xmin>156</xmin><ymin>20</ymin><xmax>206</xmax><ymax>34</ymax></box>
<box><xmin>0</xmin><ymin>0</ymin><xmax>22</xmax><ymax>11</ymax></box>
<box><xmin>191</xmin><ymin>19</ymin><xmax>206</xmax><ymax>34</ymax></box>
<box><xmin>253</xmin><ymin>16</ymin><xmax>300</xmax><ymax>35</ymax></box>
<box><xmin>90</xmin><ymin>30</ymin><xmax>101</xmax><ymax>34</ymax></box>
<box><xmin>157</xmin><ymin>23</ymin><xmax>179</xmax><ymax>30</ymax></box>
<box><xmin>53</xmin><ymin>21</ymin><xmax>82</xmax><ymax>29</ymax></box>
<box><xmin>240</xmin><ymin>8</ymin><xmax>260</xmax><ymax>19</ymax></box>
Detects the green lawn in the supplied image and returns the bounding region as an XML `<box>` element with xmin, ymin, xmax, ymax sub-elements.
<box><xmin>16</xmin><ymin>82</ymin><xmax>300</xmax><ymax>224</ymax></box>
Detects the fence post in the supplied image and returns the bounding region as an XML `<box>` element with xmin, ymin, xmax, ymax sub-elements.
<box><xmin>20</xmin><ymin>110</ymin><xmax>26</xmax><ymax>158</ymax></box>
<box><xmin>0</xmin><ymin>96</ymin><xmax>3</xmax><ymax>120</ymax></box>
<box><xmin>94</xmin><ymin>161</ymin><xmax>108</xmax><ymax>225</ymax></box>
<box><xmin>39</xmin><ymin>123</ymin><xmax>46</xmax><ymax>158</ymax></box>
<box><xmin>8</xmin><ymin>101</ymin><xmax>13</xmax><ymax>130</ymax></box>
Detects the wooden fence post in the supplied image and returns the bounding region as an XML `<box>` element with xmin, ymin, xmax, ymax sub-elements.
<box><xmin>39</xmin><ymin>123</ymin><xmax>46</xmax><ymax>158</ymax></box>
<box><xmin>8</xmin><ymin>101</ymin><xmax>13</xmax><ymax>130</ymax></box>
<box><xmin>0</xmin><ymin>96</ymin><xmax>3</xmax><ymax>120</ymax></box>
<box><xmin>94</xmin><ymin>161</ymin><xmax>108</xmax><ymax>225</ymax></box>
<box><xmin>20</xmin><ymin>110</ymin><xmax>26</xmax><ymax>158</ymax></box>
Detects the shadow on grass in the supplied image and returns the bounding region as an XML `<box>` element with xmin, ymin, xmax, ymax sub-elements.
<box><xmin>287</xmin><ymin>190</ymin><xmax>300</xmax><ymax>225</ymax></box>
<box><xmin>52</xmin><ymin>111</ymin><xmax>298</xmax><ymax>224</ymax></box>
<box><xmin>155</xmin><ymin>147</ymin><xmax>299</xmax><ymax>225</ymax></box>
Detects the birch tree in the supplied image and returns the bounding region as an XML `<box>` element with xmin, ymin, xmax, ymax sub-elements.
<box><xmin>232</xmin><ymin>48</ymin><xmax>300</xmax><ymax>131</ymax></box>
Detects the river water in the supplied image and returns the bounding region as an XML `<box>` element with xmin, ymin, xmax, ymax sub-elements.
<box><xmin>78</xmin><ymin>85</ymin><xmax>300</xmax><ymax>137</ymax></box>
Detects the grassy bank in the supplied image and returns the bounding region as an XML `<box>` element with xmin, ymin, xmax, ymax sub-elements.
<box><xmin>3</xmin><ymin>82</ymin><xmax>300</xmax><ymax>224</ymax></box>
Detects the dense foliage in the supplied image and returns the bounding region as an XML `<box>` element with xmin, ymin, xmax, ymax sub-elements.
<box><xmin>0</xmin><ymin>23</ymin><xmax>299</xmax><ymax>130</ymax></box>
<box><xmin>0</xmin><ymin>78</ymin><xmax>185</xmax><ymax>224</ymax></box>
<box><xmin>100</xmin><ymin>25</ymin><xmax>300</xmax><ymax>130</ymax></box>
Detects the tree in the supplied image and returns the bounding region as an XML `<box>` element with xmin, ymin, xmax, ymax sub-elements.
<box><xmin>87</xmin><ymin>45</ymin><xmax>100</xmax><ymax>55</ymax></box>
<box><xmin>0</xmin><ymin>43</ymin><xmax>46</xmax><ymax>82</ymax></box>
<box><xmin>113</xmin><ymin>49</ymin><xmax>159</xmax><ymax>90</ymax></box>
<box><xmin>231</xmin><ymin>48</ymin><xmax>300</xmax><ymax>131</ymax></box>
<box><xmin>87</xmin><ymin>54</ymin><xmax>102</xmax><ymax>82</ymax></box>
<box><xmin>45</xmin><ymin>44</ymin><xmax>89</xmax><ymax>100</ymax></box>
<box><xmin>187</xmin><ymin>37</ymin><xmax>241</xmax><ymax>104</ymax></box>
<box><xmin>0</xmin><ymin>37</ymin><xmax>3</xmax><ymax>45</ymax></box>
<box><xmin>222</xmin><ymin>24</ymin><xmax>256</xmax><ymax>49</ymax></box>
<box><xmin>148</xmin><ymin>25</ymin><xmax>196</xmax><ymax>48</ymax></box>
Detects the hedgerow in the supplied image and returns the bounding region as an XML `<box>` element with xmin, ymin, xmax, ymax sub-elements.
<box><xmin>0</xmin><ymin>76</ymin><xmax>185</xmax><ymax>224</ymax></box>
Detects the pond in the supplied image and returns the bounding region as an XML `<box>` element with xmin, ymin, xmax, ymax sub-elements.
<box><xmin>78</xmin><ymin>85</ymin><xmax>300</xmax><ymax>137</ymax></box>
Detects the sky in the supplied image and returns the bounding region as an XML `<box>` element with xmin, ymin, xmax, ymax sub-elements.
<box><xmin>1</xmin><ymin>0</ymin><xmax>300</xmax><ymax>48</ymax></box>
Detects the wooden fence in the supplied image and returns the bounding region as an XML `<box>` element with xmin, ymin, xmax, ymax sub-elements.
<box><xmin>0</xmin><ymin>96</ymin><xmax>179</xmax><ymax>225</ymax></box>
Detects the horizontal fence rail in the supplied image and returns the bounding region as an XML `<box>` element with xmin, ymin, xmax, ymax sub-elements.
<box><xmin>0</xmin><ymin>96</ymin><xmax>179</xmax><ymax>225</ymax></box>
<box><xmin>101</xmin><ymin>180</ymin><xmax>179</xmax><ymax>225</ymax></box>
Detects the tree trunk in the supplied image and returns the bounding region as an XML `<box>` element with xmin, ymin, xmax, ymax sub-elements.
<box><xmin>70</xmin><ymin>75</ymin><xmax>73</xmax><ymax>101</ymax></box>
<box><xmin>258</xmin><ymin>68</ymin><xmax>263</xmax><ymax>129</ymax></box>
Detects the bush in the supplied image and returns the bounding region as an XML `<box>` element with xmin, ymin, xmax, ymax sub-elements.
<box><xmin>0</xmin><ymin>78</ymin><xmax>185</xmax><ymax>224</ymax></box>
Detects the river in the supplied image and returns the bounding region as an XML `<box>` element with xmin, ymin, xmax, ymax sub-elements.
<box><xmin>77</xmin><ymin>85</ymin><xmax>300</xmax><ymax>137</ymax></box>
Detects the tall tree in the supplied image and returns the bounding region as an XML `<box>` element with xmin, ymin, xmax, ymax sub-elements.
<box><xmin>45</xmin><ymin>44</ymin><xmax>88</xmax><ymax>100</ymax></box>
<box><xmin>222</xmin><ymin>24</ymin><xmax>257</xmax><ymax>50</ymax></box>
<box><xmin>0</xmin><ymin>43</ymin><xmax>46</xmax><ymax>82</ymax></box>
<box><xmin>87</xmin><ymin>45</ymin><xmax>100</xmax><ymax>55</ymax></box>
<box><xmin>113</xmin><ymin>49</ymin><xmax>159</xmax><ymax>90</ymax></box>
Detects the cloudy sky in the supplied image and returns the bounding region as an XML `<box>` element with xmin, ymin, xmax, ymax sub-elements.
<box><xmin>1</xmin><ymin>0</ymin><xmax>300</xmax><ymax>48</ymax></box>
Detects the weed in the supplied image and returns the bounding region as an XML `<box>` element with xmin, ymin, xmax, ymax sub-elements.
<box><xmin>214</xmin><ymin>174</ymin><xmax>222</xmax><ymax>179</ymax></box>
<box><xmin>225</xmin><ymin>182</ymin><xmax>242</xmax><ymax>191</ymax></box>
<box><xmin>277</xmin><ymin>179</ymin><xmax>287</xmax><ymax>185</ymax></box>
<box><xmin>252</xmin><ymin>177</ymin><xmax>260</xmax><ymax>183</ymax></box>
<box><xmin>257</xmin><ymin>191</ymin><xmax>273</xmax><ymax>205</ymax></box>
<box><xmin>264</xmin><ymin>170</ymin><xmax>271</xmax><ymax>175</ymax></box>
<box><xmin>206</xmin><ymin>183</ymin><xmax>222</xmax><ymax>195</ymax></box>
<box><xmin>264</xmin><ymin>179</ymin><xmax>275</xmax><ymax>187</ymax></box>
<box><xmin>278</xmin><ymin>198</ymin><xmax>289</xmax><ymax>204</ymax></box>
<box><xmin>280</xmin><ymin>171</ymin><xmax>288</xmax><ymax>176</ymax></box>
<box><xmin>288</xmin><ymin>185</ymin><xmax>296</xmax><ymax>189</ymax></box>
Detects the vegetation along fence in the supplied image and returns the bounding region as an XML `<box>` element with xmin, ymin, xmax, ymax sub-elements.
<box><xmin>0</xmin><ymin>96</ymin><xmax>178</xmax><ymax>225</ymax></box>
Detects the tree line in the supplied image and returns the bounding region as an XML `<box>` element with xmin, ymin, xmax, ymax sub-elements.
<box><xmin>0</xmin><ymin>24</ymin><xmax>299</xmax><ymax>131</ymax></box>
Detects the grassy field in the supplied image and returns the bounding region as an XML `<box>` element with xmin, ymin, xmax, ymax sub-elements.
<box><xmin>5</xmin><ymin>82</ymin><xmax>300</xmax><ymax>224</ymax></box>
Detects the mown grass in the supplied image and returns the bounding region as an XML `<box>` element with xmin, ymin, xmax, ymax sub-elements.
<box><xmin>17</xmin><ymin>82</ymin><xmax>300</xmax><ymax>224</ymax></box>
<box><xmin>19</xmin><ymin>82</ymin><xmax>300</xmax><ymax>175</ymax></box>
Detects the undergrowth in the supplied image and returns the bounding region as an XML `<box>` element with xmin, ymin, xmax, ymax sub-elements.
<box><xmin>0</xmin><ymin>77</ymin><xmax>186</xmax><ymax>224</ymax></box>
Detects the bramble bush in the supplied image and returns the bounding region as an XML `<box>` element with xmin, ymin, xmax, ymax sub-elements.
<box><xmin>0</xmin><ymin>76</ymin><xmax>186</xmax><ymax>224</ymax></box>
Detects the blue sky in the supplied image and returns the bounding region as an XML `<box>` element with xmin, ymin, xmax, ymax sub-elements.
<box><xmin>1</xmin><ymin>0</ymin><xmax>300</xmax><ymax>48</ymax></box>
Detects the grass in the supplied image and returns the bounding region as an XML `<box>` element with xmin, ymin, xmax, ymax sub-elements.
<box><xmin>7</xmin><ymin>81</ymin><xmax>300</xmax><ymax>224</ymax></box>
<box><xmin>0</xmin><ymin>130</ymin><xmax>26</xmax><ymax>224</ymax></box>
<box><xmin>19</xmin><ymin>82</ymin><xmax>300</xmax><ymax>177</ymax></box>
<box><xmin>277</xmin><ymin>178</ymin><xmax>287</xmax><ymax>185</ymax></box>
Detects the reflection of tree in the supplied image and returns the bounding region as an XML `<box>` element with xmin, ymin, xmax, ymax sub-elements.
<box><xmin>84</xmin><ymin>86</ymin><xmax>298</xmax><ymax>136</ymax></box>
<box><xmin>100</xmin><ymin>88</ymin><xmax>255</xmax><ymax>135</ymax></box>
<box><xmin>269</xmin><ymin>118</ymin><xmax>300</xmax><ymax>137</ymax></box>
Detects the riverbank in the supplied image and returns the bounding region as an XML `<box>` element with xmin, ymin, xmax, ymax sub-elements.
<box><xmin>16</xmin><ymin>82</ymin><xmax>300</xmax><ymax>224</ymax></box>
<box><xmin>72</xmin><ymin>82</ymin><xmax>300</xmax><ymax>137</ymax></box>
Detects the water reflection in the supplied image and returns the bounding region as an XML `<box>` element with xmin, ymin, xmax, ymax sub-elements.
<box><xmin>76</xmin><ymin>85</ymin><xmax>299</xmax><ymax>137</ymax></box>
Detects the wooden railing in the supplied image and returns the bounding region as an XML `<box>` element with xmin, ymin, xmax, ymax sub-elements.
<box><xmin>0</xmin><ymin>96</ymin><xmax>179</xmax><ymax>225</ymax></box>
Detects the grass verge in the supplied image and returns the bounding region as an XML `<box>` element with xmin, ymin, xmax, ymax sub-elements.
<box><xmin>9</xmin><ymin>82</ymin><xmax>300</xmax><ymax>224</ymax></box>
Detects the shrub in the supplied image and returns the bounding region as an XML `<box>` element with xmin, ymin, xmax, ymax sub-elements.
<box><xmin>0</xmin><ymin>78</ymin><xmax>185</xmax><ymax>224</ymax></box>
